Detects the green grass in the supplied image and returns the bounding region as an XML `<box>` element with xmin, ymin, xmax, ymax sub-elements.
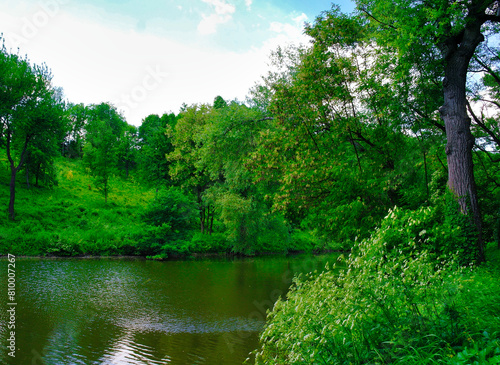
<box><xmin>0</xmin><ymin>157</ymin><xmax>155</xmax><ymax>256</ymax></box>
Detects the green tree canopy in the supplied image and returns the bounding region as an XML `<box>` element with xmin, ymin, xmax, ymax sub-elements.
<box><xmin>83</xmin><ymin>103</ymin><xmax>128</xmax><ymax>202</ymax></box>
<box><xmin>138</xmin><ymin>113</ymin><xmax>178</xmax><ymax>192</ymax></box>
<box><xmin>0</xmin><ymin>41</ymin><xmax>65</xmax><ymax>219</ymax></box>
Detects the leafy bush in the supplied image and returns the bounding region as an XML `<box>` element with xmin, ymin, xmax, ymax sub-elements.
<box><xmin>289</xmin><ymin>229</ymin><xmax>343</xmax><ymax>253</ymax></box>
<box><xmin>254</xmin><ymin>207</ymin><xmax>500</xmax><ymax>364</ymax></box>
<box><xmin>139</xmin><ymin>187</ymin><xmax>197</xmax><ymax>254</ymax></box>
<box><xmin>142</xmin><ymin>187</ymin><xmax>197</xmax><ymax>232</ymax></box>
<box><xmin>215</xmin><ymin>192</ymin><xmax>291</xmax><ymax>254</ymax></box>
<box><xmin>187</xmin><ymin>232</ymin><xmax>230</xmax><ymax>253</ymax></box>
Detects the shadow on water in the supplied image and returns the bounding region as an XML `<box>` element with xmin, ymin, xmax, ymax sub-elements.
<box><xmin>0</xmin><ymin>253</ymin><xmax>341</xmax><ymax>364</ymax></box>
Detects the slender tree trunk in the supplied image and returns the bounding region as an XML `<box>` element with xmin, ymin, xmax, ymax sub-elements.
<box><xmin>439</xmin><ymin>20</ymin><xmax>485</xmax><ymax>262</ymax></box>
<box><xmin>35</xmin><ymin>162</ymin><xmax>41</xmax><ymax>187</ymax></box>
<box><xmin>200</xmin><ymin>208</ymin><xmax>205</xmax><ymax>234</ymax></box>
<box><xmin>209</xmin><ymin>205</ymin><xmax>214</xmax><ymax>235</ymax></box>
<box><xmin>207</xmin><ymin>205</ymin><xmax>214</xmax><ymax>235</ymax></box>
<box><xmin>9</xmin><ymin>169</ymin><xmax>18</xmax><ymax>220</ymax></box>
<box><xmin>26</xmin><ymin>165</ymin><xmax>30</xmax><ymax>190</ymax></box>
<box><xmin>197</xmin><ymin>188</ymin><xmax>205</xmax><ymax>233</ymax></box>
<box><xmin>7</xmin><ymin>132</ymin><xmax>30</xmax><ymax>220</ymax></box>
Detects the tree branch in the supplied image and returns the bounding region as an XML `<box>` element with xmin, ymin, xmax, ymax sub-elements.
<box><xmin>478</xmin><ymin>97</ymin><xmax>500</xmax><ymax>109</ymax></box>
<box><xmin>467</xmin><ymin>100</ymin><xmax>500</xmax><ymax>147</ymax></box>
<box><xmin>408</xmin><ymin>105</ymin><xmax>446</xmax><ymax>133</ymax></box>
<box><xmin>474</xmin><ymin>142</ymin><xmax>500</xmax><ymax>163</ymax></box>
<box><xmin>359</xmin><ymin>8</ymin><xmax>397</xmax><ymax>30</ymax></box>
<box><xmin>473</xmin><ymin>55</ymin><xmax>500</xmax><ymax>86</ymax></box>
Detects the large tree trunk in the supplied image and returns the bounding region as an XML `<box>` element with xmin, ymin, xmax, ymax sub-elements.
<box><xmin>439</xmin><ymin>20</ymin><xmax>485</xmax><ymax>262</ymax></box>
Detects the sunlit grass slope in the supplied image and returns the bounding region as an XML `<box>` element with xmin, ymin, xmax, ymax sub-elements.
<box><xmin>0</xmin><ymin>157</ymin><xmax>154</xmax><ymax>256</ymax></box>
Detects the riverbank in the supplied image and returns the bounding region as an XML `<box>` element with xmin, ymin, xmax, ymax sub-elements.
<box><xmin>0</xmin><ymin>249</ymin><xmax>346</xmax><ymax>261</ymax></box>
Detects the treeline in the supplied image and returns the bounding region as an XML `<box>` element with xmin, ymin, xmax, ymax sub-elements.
<box><xmin>2</xmin><ymin>5</ymin><xmax>500</xmax><ymax>258</ymax></box>
<box><xmin>95</xmin><ymin>9</ymin><xmax>500</xmax><ymax>257</ymax></box>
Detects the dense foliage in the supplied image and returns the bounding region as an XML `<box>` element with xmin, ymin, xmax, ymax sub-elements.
<box><xmin>254</xmin><ymin>208</ymin><xmax>500</xmax><ymax>364</ymax></box>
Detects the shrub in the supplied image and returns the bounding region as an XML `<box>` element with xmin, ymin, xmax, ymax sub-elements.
<box><xmin>187</xmin><ymin>232</ymin><xmax>230</xmax><ymax>253</ymax></box>
<box><xmin>140</xmin><ymin>187</ymin><xmax>197</xmax><ymax>252</ymax></box>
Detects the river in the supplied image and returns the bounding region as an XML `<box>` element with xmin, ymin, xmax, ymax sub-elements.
<box><xmin>0</xmin><ymin>254</ymin><xmax>339</xmax><ymax>364</ymax></box>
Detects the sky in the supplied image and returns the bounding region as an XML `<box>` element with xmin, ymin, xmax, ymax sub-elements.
<box><xmin>0</xmin><ymin>0</ymin><xmax>355</xmax><ymax>126</ymax></box>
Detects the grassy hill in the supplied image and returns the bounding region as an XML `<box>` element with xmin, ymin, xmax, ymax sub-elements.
<box><xmin>0</xmin><ymin>157</ymin><xmax>155</xmax><ymax>256</ymax></box>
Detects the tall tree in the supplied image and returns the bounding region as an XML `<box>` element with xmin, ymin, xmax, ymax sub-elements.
<box><xmin>64</xmin><ymin>103</ymin><xmax>88</xmax><ymax>158</ymax></box>
<box><xmin>0</xmin><ymin>43</ymin><xmax>65</xmax><ymax>219</ymax></box>
<box><xmin>167</xmin><ymin>104</ymin><xmax>215</xmax><ymax>234</ymax></box>
<box><xmin>83</xmin><ymin>119</ymin><xmax>117</xmax><ymax>203</ymax></box>
<box><xmin>138</xmin><ymin>113</ymin><xmax>177</xmax><ymax>194</ymax></box>
<box><xmin>116</xmin><ymin>124</ymin><xmax>138</xmax><ymax>178</ymax></box>
<box><xmin>248</xmin><ymin>17</ymin><xmax>446</xmax><ymax>244</ymax></box>
<box><xmin>83</xmin><ymin>103</ymin><xmax>126</xmax><ymax>203</ymax></box>
<box><xmin>356</xmin><ymin>0</ymin><xmax>500</xmax><ymax>262</ymax></box>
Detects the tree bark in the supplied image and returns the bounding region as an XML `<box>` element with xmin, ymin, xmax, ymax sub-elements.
<box><xmin>7</xmin><ymin>133</ymin><xmax>30</xmax><ymax>220</ymax></box>
<box><xmin>209</xmin><ymin>205</ymin><xmax>214</xmax><ymax>235</ymax></box>
<box><xmin>197</xmin><ymin>187</ymin><xmax>205</xmax><ymax>233</ymax></box>
<box><xmin>9</xmin><ymin>169</ymin><xmax>18</xmax><ymax>220</ymax></box>
<box><xmin>439</xmin><ymin>19</ymin><xmax>485</xmax><ymax>262</ymax></box>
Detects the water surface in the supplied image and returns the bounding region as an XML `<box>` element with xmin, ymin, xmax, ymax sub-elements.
<box><xmin>0</xmin><ymin>254</ymin><xmax>339</xmax><ymax>364</ymax></box>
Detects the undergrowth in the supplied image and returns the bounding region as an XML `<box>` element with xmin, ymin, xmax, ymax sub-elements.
<box><xmin>0</xmin><ymin>158</ymin><xmax>154</xmax><ymax>255</ymax></box>
<box><xmin>253</xmin><ymin>206</ymin><xmax>500</xmax><ymax>364</ymax></box>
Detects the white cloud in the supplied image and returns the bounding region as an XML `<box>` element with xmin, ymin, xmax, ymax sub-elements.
<box><xmin>197</xmin><ymin>0</ymin><xmax>236</xmax><ymax>35</ymax></box>
<box><xmin>269</xmin><ymin>21</ymin><xmax>306</xmax><ymax>42</ymax></box>
<box><xmin>198</xmin><ymin>13</ymin><xmax>231</xmax><ymax>35</ymax></box>
<box><xmin>245</xmin><ymin>0</ymin><xmax>253</xmax><ymax>10</ymax></box>
<box><xmin>0</xmin><ymin>0</ymin><xmax>311</xmax><ymax>126</ymax></box>
<box><xmin>268</xmin><ymin>12</ymin><xmax>308</xmax><ymax>42</ymax></box>
<box><xmin>293</xmin><ymin>13</ymin><xmax>308</xmax><ymax>24</ymax></box>
<box><xmin>202</xmin><ymin>0</ymin><xmax>236</xmax><ymax>15</ymax></box>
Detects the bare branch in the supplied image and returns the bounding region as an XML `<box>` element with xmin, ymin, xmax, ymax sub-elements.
<box><xmin>478</xmin><ymin>97</ymin><xmax>500</xmax><ymax>109</ymax></box>
<box><xmin>467</xmin><ymin>99</ymin><xmax>500</xmax><ymax>146</ymax></box>
<box><xmin>473</xmin><ymin>55</ymin><xmax>500</xmax><ymax>86</ymax></box>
